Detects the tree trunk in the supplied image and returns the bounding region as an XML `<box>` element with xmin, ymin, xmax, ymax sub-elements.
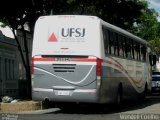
<box><xmin>12</xmin><ymin>28</ymin><xmax>32</xmax><ymax>99</ymax></box>
<box><xmin>11</xmin><ymin>29</ymin><xmax>27</xmax><ymax>71</ymax></box>
<box><xmin>21</xmin><ymin>25</ymin><xmax>32</xmax><ymax>99</ymax></box>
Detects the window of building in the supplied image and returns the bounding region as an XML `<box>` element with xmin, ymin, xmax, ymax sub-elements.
<box><xmin>4</xmin><ymin>58</ymin><xmax>16</xmax><ymax>80</ymax></box>
<box><xmin>12</xmin><ymin>60</ymin><xmax>15</xmax><ymax>80</ymax></box>
<box><xmin>5</xmin><ymin>58</ymin><xmax>8</xmax><ymax>80</ymax></box>
<box><xmin>8</xmin><ymin>59</ymin><xmax>11</xmax><ymax>80</ymax></box>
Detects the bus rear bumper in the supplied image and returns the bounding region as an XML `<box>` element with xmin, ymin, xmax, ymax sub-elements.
<box><xmin>32</xmin><ymin>88</ymin><xmax>99</xmax><ymax>103</ymax></box>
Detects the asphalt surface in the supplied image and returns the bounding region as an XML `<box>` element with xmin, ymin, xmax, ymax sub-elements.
<box><xmin>1</xmin><ymin>95</ymin><xmax>160</xmax><ymax>120</ymax></box>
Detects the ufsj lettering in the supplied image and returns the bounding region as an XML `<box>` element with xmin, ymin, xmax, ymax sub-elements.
<box><xmin>62</xmin><ymin>28</ymin><xmax>85</xmax><ymax>37</ymax></box>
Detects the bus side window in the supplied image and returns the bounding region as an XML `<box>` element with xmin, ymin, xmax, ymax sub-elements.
<box><xmin>135</xmin><ymin>43</ymin><xmax>141</xmax><ymax>61</ymax></box>
<box><xmin>126</xmin><ymin>38</ymin><xmax>132</xmax><ymax>59</ymax></box>
<box><xmin>140</xmin><ymin>44</ymin><xmax>143</xmax><ymax>61</ymax></box>
<box><xmin>119</xmin><ymin>35</ymin><xmax>124</xmax><ymax>57</ymax></box>
<box><xmin>106</xmin><ymin>30</ymin><xmax>110</xmax><ymax>54</ymax></box>
<box><xmin>133</xmin><ymin>42</ymin><xmax>137</xmax><ymax>60</ymax></box>
<box><xmin>102</xmin><ymin>26</ymin><xmax>109</xmax><ymax>55</ymax></box>
<box><xmin>141</xmin><ymin>45</ymin><xmax>146</xmax><ymax>62</ymax></box>
<box><xmin>131</xmin><ymin>39</ymin><xmax>135</xmax><ymax>59</ymax></box>
<box><xmin>114</xmin><ymin>33</ymin><xmax>119</xmax><ymax>56</ymax></box>
<box><xmin>109</xmin><ymin>31</ymin><xmax>114</xmax><ymax>55</ymax></box>
<box><xmin>138</xmin><ymin>44</ymin><xmax>141</xmax><ymax>61</ymax></box>
<box><xmin>122</xmin><ymin>36</ymin><xmax>126</xmax><ymax>57</ymax></box>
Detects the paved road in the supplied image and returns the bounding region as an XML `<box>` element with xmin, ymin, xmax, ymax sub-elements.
<box><xmin>1</xmin><ymin>95</ymin><xmax>160</xmax><ymax>120</ymax></box>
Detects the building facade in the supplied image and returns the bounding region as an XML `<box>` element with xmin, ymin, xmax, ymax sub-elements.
<box><xmin>0</xmin><ymin>31</ymin><xmax>19</xmax><ymax>97</ymax></box>
<box><xmin>0</xmin><ymin>29</ymin><xmax>33</xmax><ymax>98</ymax></box>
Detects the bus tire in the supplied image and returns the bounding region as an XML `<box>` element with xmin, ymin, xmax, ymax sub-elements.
<box><xmin>141</xmin><ymin>83</ymin><xmax>148</xmax><ymax>100</ymax></box>
<box><xmin>116</xmin><ymin>84</ymin><xmax>123</xmax><ymax>105</ymax></box>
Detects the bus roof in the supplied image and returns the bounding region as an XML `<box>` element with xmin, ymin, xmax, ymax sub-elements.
<box><xmin>100</xmin><ymin>19</ymin><xmax>148</xmax><ymax>46</ymax></box>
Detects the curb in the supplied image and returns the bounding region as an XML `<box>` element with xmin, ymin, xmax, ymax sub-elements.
<box><xmin>0</xmin><ymin>101</ymin><xmax>42</xmax><ymax>113</ymax></box>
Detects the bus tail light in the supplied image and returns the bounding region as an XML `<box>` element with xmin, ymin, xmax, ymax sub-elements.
<box><xmin>96</xmin><ymin>58</ymin><xmax>102</xmax><ymax>88</ymax></box>
<box><xmin>96</xmin><ymin>58</ymin><xmax>102</xmax><ymax>77</ymax></box>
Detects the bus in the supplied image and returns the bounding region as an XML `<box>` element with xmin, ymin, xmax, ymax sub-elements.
<box><xmin>31</xmin><ymin>15</ymin><xmax>156</xmax><ymax>107</ymax></box>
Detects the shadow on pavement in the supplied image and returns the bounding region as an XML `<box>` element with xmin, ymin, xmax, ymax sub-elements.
<box><xmin>44</xmin><ymin>95</ymin><xmax>160</xmax><ymax>115</ymax></box>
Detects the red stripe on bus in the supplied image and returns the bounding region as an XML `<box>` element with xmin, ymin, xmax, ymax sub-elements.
<box><xmin>73</xmin><ymin>59</ymin><xmax>97</xmax><ymax>62</ymax></box>
<box><xmin>33</xmin><ymin>58</ymin><xmax>55</xmax><ymax>61</ymax></box>
<box><xmin>33</xmin><ymin>58</ymin><xmax>97</xmax><ymax>62</ymax></box>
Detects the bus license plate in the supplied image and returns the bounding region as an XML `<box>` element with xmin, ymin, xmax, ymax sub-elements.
<box><xmin>57</xmin><ymin>91</ymin><xmax>70</xmax><ymax>96</ymax></box>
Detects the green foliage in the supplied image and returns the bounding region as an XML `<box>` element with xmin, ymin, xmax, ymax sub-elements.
<box><xmin>148</xmin><ymin>38</ymin><xmax>160</xmax><ymax>57</ymax></box>
<box><xmin>0</xmin><ymin>0</ymin><xmax>160</xmax><ymax>56</ymax></box>
<box><xmin>0</xmin><ymin>0</ymin><xmax>153</xmax><ymax>32</ymax></box>
<box><xmin>131</xmin><ymin>8</ymin><xmax>159</xmax><ymax>40</ymax></box>
<box><xmin>129</xmin><ymin>1</ymin><xmax>160</xmax><ymax>56</ymax></box>
<box><xmin>67</xmin><ymin>0</ymin><xmax>75</xmax><ymax>4</ymax></box>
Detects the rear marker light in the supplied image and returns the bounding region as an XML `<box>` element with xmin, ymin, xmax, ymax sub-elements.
<box><xmin>96</xmin><ymin>58</ymin><xmax>102</xmax><ymax>77</ymax></box>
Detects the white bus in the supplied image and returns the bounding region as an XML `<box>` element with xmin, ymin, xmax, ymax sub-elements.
<box><xmin>32</xmin><ymin>15</ymin><xmax>156</xmax><ymax>106</ymax></box>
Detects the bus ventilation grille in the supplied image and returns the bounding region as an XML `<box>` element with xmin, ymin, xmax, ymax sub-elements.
<box><xmin>52</xmin><ymin>64</ymin><xmax>76</xmax><ymax>73</ymax></box>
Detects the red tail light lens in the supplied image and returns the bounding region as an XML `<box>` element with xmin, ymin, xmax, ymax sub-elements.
<box><xmin>96</xmin><ymin>58</ymin><xmax>102</xmax><ymax>77</ymax></box>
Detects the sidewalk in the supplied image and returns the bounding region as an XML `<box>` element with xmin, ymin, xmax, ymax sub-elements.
<box><xmin>0</xmin><ymin>100</ymin><xmax>42</xmax><ymax>113</ymax></box>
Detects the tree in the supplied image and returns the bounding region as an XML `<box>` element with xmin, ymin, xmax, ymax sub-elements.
<box><xmin>33</xmin><ymin>0</ymin><xmax>147</xmax><ymax>29</ymax></box>
<box><xmin>129</xmin><ymin>2</ymin><xmax>160</xmax><ymax>56</ymax></box>
<box><xmin>148</xmin><ymin>38</ymin><xmax>160</xmax><ymax>57</ymax></box>
<box><xmin>0</xmin><ymin>0</ymin><xmax>35</xmax><ymax>99</ymax></box>
<box><xmin>131</xmin><ymin>8</ymin><xmax>160</xmax><ymax>41</ymax></box>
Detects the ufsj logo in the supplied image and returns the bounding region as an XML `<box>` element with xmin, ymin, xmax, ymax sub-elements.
<box><xmin>48</xmin><ymin>28</ymin><xmax>86</xmax><ymax>42</ymax></box>
<box><xmin>61</xmin><ymin>28</ymin><xmax>85</xmax><ymax>37</ymax></box>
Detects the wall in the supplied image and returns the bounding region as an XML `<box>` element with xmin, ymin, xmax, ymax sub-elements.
<box><xmin>0</xmin><ymin>31</ymin><xmax>19</xmax><ymax>97</ymax></box>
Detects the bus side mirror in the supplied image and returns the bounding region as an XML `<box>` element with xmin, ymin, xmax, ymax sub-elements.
<box><xmin>149</xmin><ymin>55</ymin><xmax>156</xmax><ymax>66</ymax></box>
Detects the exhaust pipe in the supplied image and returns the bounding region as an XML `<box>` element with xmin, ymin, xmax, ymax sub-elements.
<box><xmin>43</xmin><ymin>98</ymin><xmax>50</xmax><ymax>109</ymax></box>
